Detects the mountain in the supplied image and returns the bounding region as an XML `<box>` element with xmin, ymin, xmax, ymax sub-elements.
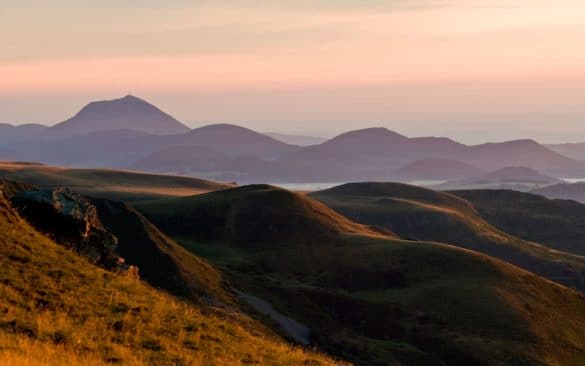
<box><xmin>130</xmin><ymin>145</ymin><xmax>231</xmax><ymax>173</ymax></box>
<box><xmin>164</xmin><ymin>124</ymin><xmax>300</xmax><ymax>159</ymax></box>
<box><xmin>310</xmin><ymin>182</ymin><xmax>585</xmax><ymax>291</ymax></box>
<box><xmin>14</xmin><ymin>129</ymin><xmax>160</xmax><ymax>167</ymax></box>
<box><xmin>1</xmin><ymin>96</ymin><xmax>581</xmax><ymax>182</ymax></box>
<box><xmin>120</xmin><ymin>124</ymin><xmax>301</xmax><ymax>181</ymax></box>
<box><xmin>438</xmin><ymin>166</ymin><xmax>561</xmax><ymax>190</ymax></box>
<box><xmin>547</xmin><ymin>142</ymin><xmax>585</xmax><ymax>161</ymax></box>
<box><xmin>290</xmin><ymin>128</ymin><xmax>412</xmax><ymax>164</ymax></box>
<box><xmin>532</xmin><ymin>182</ymin><xmax>585</xmax><ymax>204</ymax></box>
<box><xmin>273</xmin><ymin>128</ymin><xmax>418</xmax><ymax>182</ymax></box>
<box><xmin>279</xmin><ymin>129</ymin><xmax>570</xmax><ymax>182</ymax></box>
<box><xmin>129</xmin><ymin>145</ymin><xmax>281</xmax><ymax>183</ymax></box>
<box><xmin>135</xmin><ymin>184</ymin><xmax>585</xmax><ymax>365</ymax></box>
<box><xmin>0</xmin><ymin>161</ymin><xmax>231</xmax><ymax>202</ymax></box>
<box><xmin>0</xmin><ymin>182</ymin><xmax>335</xmax><ymax>365</ymax></box>
<box><xmin>452</xmin><ymin>189</ymin><xmax>585</xmax><ymax>256</ymax></box>
<box><xmin>0</xmin><ymin>123</ymin><xmax>47</xmax><ymax>142</ymax></box>
<box><xmin>265</xmin><ymin>132</ymin><xmax>327</xmax><ymax>146</ymax></box>
<box><xmin>462</xmin><ymin>139</ymin><xmax>575</xmax><ymax>171</ymax></box>
<box><xmin>3</xmin><ymin>123</ymin><xmax>300</xmax><ymax>173</ymax></box>
<box><xmin>43</xmin><ymin>95</ymin><xmax>189</xmax><ymax>139</ymax></box>
<box><xmin>390</xmin><ymin>158</ymin><xmax>484</xmax><ymax>182</ymax></box>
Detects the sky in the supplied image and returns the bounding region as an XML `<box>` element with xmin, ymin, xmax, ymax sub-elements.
<box><xmin>1</xmin><ymin>0</ymin><xmax>585</xmax><ymax>143</ymax></box>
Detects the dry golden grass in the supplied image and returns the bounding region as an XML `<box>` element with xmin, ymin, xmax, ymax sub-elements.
<box><xmin>0</xmin><ymin>161</ymin><xmax>233</xmax><ymax>202</ymax></box>
<box><xmin>0</xmin><ymin>196</ymin><xmax>342</xmax><ymax>366</ymax></box>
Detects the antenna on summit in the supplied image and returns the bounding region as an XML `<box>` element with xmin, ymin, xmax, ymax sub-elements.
<box><xmin>128</xmin><ymin>89</ymin><xmax>132</xmax><ymax>96</ymax></box>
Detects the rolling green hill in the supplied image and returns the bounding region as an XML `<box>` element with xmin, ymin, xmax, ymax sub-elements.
<box><xmin>0</xmin><ymin>185</ymin><xmax>338</xmax><ymax>365</ymax></box>
<box><xmin>136</xmin><ymin>185</ymin><xmax>585</xmax><ymax>365</ymax></box>
<box><xmin>311</xmin><ymin>182</ymin><xmax>585</xmax><ymax>291</ymax></box>
<box><xmin>0</xmin><ymin>161</ymin><xmax>232</xmax><ymax>202</ymax></box>
<box><xmin>451</xmin><ymin>189</ymin><xmax>585</xmax><ymax>256</ymax></box>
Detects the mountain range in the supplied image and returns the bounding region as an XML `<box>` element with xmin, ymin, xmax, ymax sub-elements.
<box><xmin>2</xmin><ymin>95</ymin><xmax>584</xmax><ymax>183</ymax></box>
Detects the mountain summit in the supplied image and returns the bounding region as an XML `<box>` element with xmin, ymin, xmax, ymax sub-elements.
<box><xmin>44</xmin><ymin>95</ymin><xmax>190</xmax><ymax>139</ymax></box>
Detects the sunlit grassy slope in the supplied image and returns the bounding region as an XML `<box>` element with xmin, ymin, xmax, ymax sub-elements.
<box><xmin>0</xmin><ymin>193</ymin><xmax>340</xmax><ymax>365</ymax></box>
<box><xmin>136</xmin><ymin>185</ymin><xmax>585</xmax><ymax>366</ymax></box>
<box><xmin>310</xmin><ymin>182</ymin><xmax>585</xmax><ymax>291</ymax></box>
<box><xmin>0</xmin><ymin>161</ymin><xmax>231</xmax><ymax>202</ymax></box>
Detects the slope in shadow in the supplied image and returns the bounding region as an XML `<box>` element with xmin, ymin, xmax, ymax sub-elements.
<box><xmin>136</xmin><ymin>184</ymin><xmax>585</xmax><ymax>366</ymax></box>
<box><xmin>451</xmin><ymin>189</ymin><xmax>585</xmax><ymax>256</ymax></box>
<box><xmin>311</xmin><ymin>182</ymin><xmax>585</xmax><ymax>291</ymax></box>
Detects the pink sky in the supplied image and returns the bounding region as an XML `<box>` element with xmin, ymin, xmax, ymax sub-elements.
<box><xmin>2</xmin><ymin>0</ymin><xmax>585</xmax><ymax>143</ymax></box>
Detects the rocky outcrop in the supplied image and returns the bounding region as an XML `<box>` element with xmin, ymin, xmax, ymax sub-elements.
<box><xmin>10</xmin><ymin>188</ymin><xmax>137</xmax><ymax>276</ymax></box>
<box><xmin>4</xmin><ymin>182</ymin><xmax>224</xmax><ymax>301</ymax></box>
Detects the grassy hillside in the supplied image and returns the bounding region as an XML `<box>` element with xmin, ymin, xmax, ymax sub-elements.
<box><xmin>0</xmin><ymin>161</ymin><xmax>231</xmax><ymax>202</ymax></box>
<box><xmin>2</xmin><ymin>179</ymin><xmax>228</xmax><ymax>302</ymax></box>
<box><xmin>311</xmin><ymin>182</ymin><xmax>585</xmax><ymax>291</ymax></box>
<box><xmin>451</xmin><ymin>189</ymin><xmax>585</xmax><ymax>256</ymax></box>
<box><xmin>88</xmin><ymin>198</ymin><xmax>229</xmax><ymax>302</ymax></box>
<box><xmin>136</xmin><ymin>185</ymin><xmax>585</xmax><ymax>365</ymax></box>
<box><xmin>0</xmin><ymin>191</ymin><xmax>339</xmax><ymax>365</ymax></box>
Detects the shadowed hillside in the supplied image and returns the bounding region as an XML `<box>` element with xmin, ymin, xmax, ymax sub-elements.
<box><xmin>311</xmin><ymin>182</ymin><xmax>585</xmax><ymax>291</ymax></box>
<box><xmin>0</xmin><ymin>186</ymin><xmax>339</xmax><ymax>365</ymax></box>
<box><xmin>136</xmin><ymin>185</ymin><xmax>585</xmax><ymax>365</ymax></box>
<box><xmin>452</xmin><ymin>189</ymin><xmax>585</xmax><ymax>256</ymax></box>
<box><xmin>0</xmin><ymin>161</ymin><xmax>231</xmax><ymax>202</ymax></box>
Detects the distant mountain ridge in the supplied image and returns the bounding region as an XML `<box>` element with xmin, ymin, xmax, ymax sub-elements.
<box><xmin>532</xmin><ymin>182</ymin><xmax>585</xmax><ymax>204</ymax></box>
<box><xmin>547</xmin><ymin>142</ymin><xmax>585</xmax><ymax>161</ymax></box>
<box><xmin>0</xmin><ymin>123</ymin><xmax>47</xmax><ymax>143</ymax></box>
<box><xmin>42</xmin><ymin>95</ymin><xmax>189</xmax><ymax>139</ymax></box>
<box><xmin>390</xmin><ymin>158</ymin><xmax>484</xmax><ymax>181</ymax></box>
<box><xmin>437</xmin><ymin>166</ymin><xmax>561</xmax><ymax>190</ymax></box>
<box><xmin>2</xmin><ymin>95</ymin><xmax>583</xmax><ymax>182</ymax></box>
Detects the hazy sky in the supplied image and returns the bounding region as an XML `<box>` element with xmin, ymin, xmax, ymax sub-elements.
<box><xmin>2</xmin><ymin>0</ymin><xmax>585</xmax><ymax>143</ymax></box>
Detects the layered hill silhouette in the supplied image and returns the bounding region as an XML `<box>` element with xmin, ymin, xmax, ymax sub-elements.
<box><xmin>452</xmin><ymin>189</ymin><xmax>585</xmax><ymax>256</ymax></box>
<box><xmin>2</xmin><ymin>95</ymin><xmax>584</xmax><ymax>182</ymax></box>
<box><xmin>547</xmin><ymin>142</ymin><xmax>585</xmax><ymax>161</ymax></box>
<box><xmin>0</xmin><ymin>182</ymin><xmax>336</xmax><ymax>365</ymax></box>
<box><xmin>532</xmin><ymin>182</ymin><xmax>585</xmax><ymax>204</ymax></box>
<box><xmin>11</xmin><ymin>124</ymin><xmax>298</xmax><ymax>169</ymax></box>
<box><xmin>168</xmin><ymin>124</ymin><xmax>299</xmax><ymax>159</ymax></box>
<box><xmin>135</xmin><ymin>185</ymin><xmax>585</xmax><ymax>365</ymax></box>
<box><xmin>390</xmin><ymin>158</ymin><xmax>484</xmax><ymax>182</ymax></box>
<box><xmin>311</xmin><ymin>182</ymin><xmax>585</xmax><ymax>291</ymax></box>
<box><xmin>0</xmin><ymin>123</ymin><xmax>46</xmax><ymax>143</ymax></box>
<box><xmin>438</xmin><ymin>166</ymin><xmax>561</xmax><ymax>190</ymax></box>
